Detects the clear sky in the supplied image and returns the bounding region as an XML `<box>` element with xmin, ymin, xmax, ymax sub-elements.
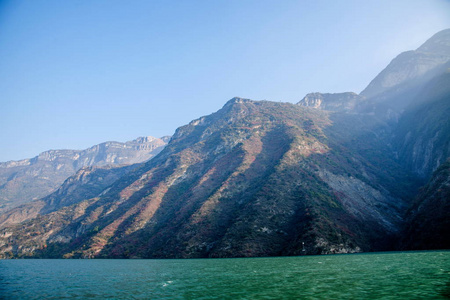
<box><xmin>1</xmin><ymin>0</ymin><xmax>449</xmax><ymax>162</ymax></box>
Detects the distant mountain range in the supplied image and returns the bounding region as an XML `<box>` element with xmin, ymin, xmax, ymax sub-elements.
<box><xmin>0</xmin><ymin>29</ymin><xmax>448</xmax><ymax>258</ymax></box>
<box><xmin>0</xmin><ymin>136</ymin><xmax>169</xmax><ymax>213</ymax></box>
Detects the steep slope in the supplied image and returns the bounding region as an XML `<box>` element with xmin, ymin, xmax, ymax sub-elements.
<box><xmin>0</xmin><ymin>136</ymin><xmax>168</xmax><ymax>213</ymax></box>
<box><xmin>393</xmin><ymin>70</ymin><xmax>450</xmax><ymax>177</ymax></box>
<box><xmin>0</xmin><ymin>164</ymin><xmax>137</xmax><ymax>228</ymax></box>
<box><xmin>295</xmin><ymin>30</ymin><xmax>450</xmax><ymax>253</ymax></box>
<box><xmin>356</xmin><ymin>29</ymin><xmax>450</xmax><ymax>122</ymax></box>
<box><xmin>298</xmin><ymin>30</ymin><xmax>450</xmax><ymax>179</ymax></box>
<box><xmin>401</xmin><ymin>159</ymin><xmax>450</xmax><ymax>250</ymax></box>
<box><xmin>298</xmin><ymin>29</ymin><xmax>450</xmax><ymax>121</ymax></box>
<box><xmin>0</xmin><ymin>98</ymin><xmax>415</xmax><ymax>258</ymax></box>
<box><xmin>361</xmin><ymin>29</ymin><xmax>450</xmax><ymax>101</ymax></box>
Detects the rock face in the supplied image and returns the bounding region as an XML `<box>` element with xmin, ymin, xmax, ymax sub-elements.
<box><xmin>0</xmin><ymin>136</ymin><xmax>169</xmax><ymax>213</ymax></box>
<box><xmin>393</xmin><ymin>70</ymin><xmax>450</xmax><ymax>177</ymax></box>
<box><xmin>0</xmin><ymin>99</ymin><xmax>415</xmax><ymax>258</ymax></box>
<box><xmin>297</xmin><ymin>92</ymin><xmax>364</xmax><ymax>112</ymax></box>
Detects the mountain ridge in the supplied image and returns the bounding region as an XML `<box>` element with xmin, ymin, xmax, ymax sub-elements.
<box><xmin>361</xmin><ymin>28</ymin><xmax>450</xmax><ymax>100</ymax></box>
<box><xmin>0</xmin><ymin>136</ymin><xmax>169</xmax><ymax>213</ymax></box>
<box><xmin>0</xmin><ymin>99</ymin><xmax>416</xmax><ymax>258</ymax></box>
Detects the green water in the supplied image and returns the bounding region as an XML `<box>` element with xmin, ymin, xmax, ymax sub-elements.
<box><xmin>0</xmin><ymin>251</ymin><xmax>449</xmax><ymax>299</ymax></box>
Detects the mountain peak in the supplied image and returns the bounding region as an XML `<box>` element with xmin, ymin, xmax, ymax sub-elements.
<box><xmin>129</xmin><ymin>136</ymin><xmax>158</xmax><ymax>144</ymax></box>
<box><xmin>225</xmin><ymin>97</ymin><xmax>254</xmax><ymax>106</ymax></box>
<box><xmin>417</xmin><ymin>28</ymin><xmax>450</xmax><ymax>56</ymax></box>
<box><xmin>360</xmin><ymin>29</ymin><xmax>450</xmax><ymax>99</ymax></box>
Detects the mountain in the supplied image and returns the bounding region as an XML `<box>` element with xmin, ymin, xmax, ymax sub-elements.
<box><xmin>0</xmin><ymin>136</ymin><xmax>169</xmax><ymax>213</ymax></box>
<box><xmin>392</xmin><ymin>70</ymin><xmax>450</xmax><ymax>177</ymax></box>
<box><xmin>297</xmin><ymin>29</ymin><xmax>450</xmax><ymax>178</ymax></box>
<box><xmin>361</xmin><ymin>29</ymin><xmax>450</xmax><ymax>99</ymax></box>
<box><xmin>0</xmin><ymin>164</ymin><xmax>137</xmax><ymax>228</ymax></box>
<box><xmin>359</xmin><ymin>29</ymin><xmax>450</xmax><ymax>117</ymax></box>
<box><xmin>0</xmin><ymin>29</ymin><xmax>449</xmax><ymax>259</ymax></box>
<box><xmin>0</xmin><ymin>98</ymin><xmax>417</xmax><ymax>258</ymax></box>
<box><xmin>401</xmin><ymin>159</ymin><xmax>450</xmax><ymax>250</ymax></box>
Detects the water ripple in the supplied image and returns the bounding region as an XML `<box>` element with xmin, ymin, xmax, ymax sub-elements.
<box><xmin>0</xmin><ymin>251</ymin><xmax>449</xmax><ymax>299</ymax></box>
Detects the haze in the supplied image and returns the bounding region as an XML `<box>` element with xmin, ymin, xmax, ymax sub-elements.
<box><xmin>1</xmin><ymin>0</ymin><xmax>449</xmax><ymax>162</ymax></box>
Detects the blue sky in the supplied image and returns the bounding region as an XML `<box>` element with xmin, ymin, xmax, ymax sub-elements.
<box><xmin>1</xmin><ymin>0</ymin><xmax>449</xmax><ymax>162</ymax></box>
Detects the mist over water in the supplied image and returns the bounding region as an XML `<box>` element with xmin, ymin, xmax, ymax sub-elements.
<box><xmin>1</xmin><ymin>251</ymin><xmax>449</xmax><ymax>299</ymax></box>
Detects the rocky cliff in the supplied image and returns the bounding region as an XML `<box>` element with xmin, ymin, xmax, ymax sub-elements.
<box><xmin>0</xmin><ymin>136</ymin><xmax>168</xmax><ymax>213</ymax></box>
<box><xmin>297</xmin><ymin>92</ymin><xmax>364</xmax><ymax>112</ymax></box>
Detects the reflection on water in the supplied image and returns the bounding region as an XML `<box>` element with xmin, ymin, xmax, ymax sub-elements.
<box><xmin>0</xmin><ymin>251</ymin><xmax>449</xmax><ymax>299</ymax></box>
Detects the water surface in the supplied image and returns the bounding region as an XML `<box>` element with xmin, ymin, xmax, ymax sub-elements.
<box><xmin>1</xmin><ymin>251</ymin><xmax>449</xmax><ymax>299</ymax></box>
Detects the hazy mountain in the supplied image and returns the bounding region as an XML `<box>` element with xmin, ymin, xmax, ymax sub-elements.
<box><xmin>361</xmin><ymin>29</ymin><xmax>450</xmax><ymax>99</ymax></box>
<box><xmin>0</xmin><ymin>29</ymin><xmax>449</xmax><ymax>258</ymax></box>
<box><xmin>0</xmin><ymin>98</ymin><xmax>417</xmax><ymax>258</ymax></box>
<box><xmin>359</xmin><ymin>29</ymin><xmax>450</xmax><ymax>117</ymax></box>
<box><xmin>0</xmin><ymin>164</ymin><xmax>137</xmax><ymax>228</ymax></box>
<box><xmin>0</xmin><ymin>136</ymin><xmax>169</xmax><ymax>213</ymax></box>
<box><xmin>393</xmin><ymin>70</ymin><xmax>450</xmax><ymax>177</ymax></box>
<box><xmin>298</xmin><ymin>29</ymin><xmax>450</xmax><ymax>178</ymax></box>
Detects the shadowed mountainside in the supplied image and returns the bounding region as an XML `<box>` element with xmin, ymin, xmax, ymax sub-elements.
<box><xmin>401</xmin><ymin>159</ymin><xmax>450</xmax><ymax>250</ymax></box>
